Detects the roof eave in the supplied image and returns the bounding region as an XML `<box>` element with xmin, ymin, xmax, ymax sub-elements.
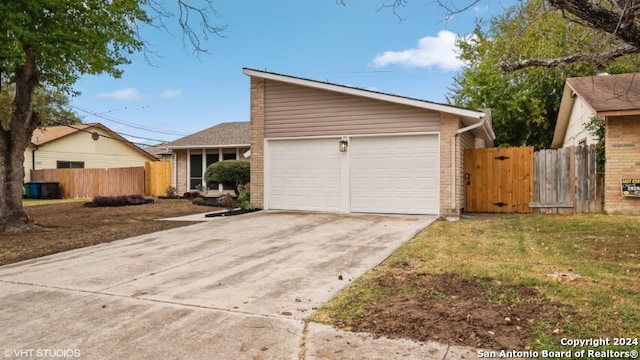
<box><xmin>597</xmin><ymin>109</ymin><xmax>640</xmax><ymax>117</ymax></box>
<box><xmin>243</xmin><ymin>68</ymin><xmax>485</xmax><ymax>119</ymax></box>
<box><xmin>166</xmin><ymin>144</ymin><xmax>250</xmax><ymax>150</ymax></box>
<box><xmin>551</xmin><ymin>84</ymin><xmax>577</xmax><ymax>149</ymax></box>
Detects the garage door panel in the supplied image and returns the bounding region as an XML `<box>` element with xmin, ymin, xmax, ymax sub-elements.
<box><xmin>350</xmin><ymin>135</ymin><xmax>438</xmax><ymax>215</ymax></box>
<box><xmin>268</xmin><ymin>139</ymin><xmax>341</xmax><ymax>212</ymax></box>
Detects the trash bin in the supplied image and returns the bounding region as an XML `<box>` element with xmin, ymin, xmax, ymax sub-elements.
<box><xmin>28</xmin><ymin>181</ymin><xmax>42</xmax><ymax>198</ymax></box>
<box><xmin>40</xmin><ymin>182</ymin><xmax>61</xmax><ymax>199</ymax></box>
<box><xmin>23</xmin><ymin>183</ymin><xmax>31</xmax><ymax>198</ymax></box>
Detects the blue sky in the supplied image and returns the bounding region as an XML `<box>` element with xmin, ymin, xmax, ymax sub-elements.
<box><xmin>70</xmin><ymin>0</ymin><xmax>510</xmax><ymax>147</ymax></box>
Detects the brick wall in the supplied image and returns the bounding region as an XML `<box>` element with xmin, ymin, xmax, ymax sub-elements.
<box><xmin>439</xmin><ymin>114</ymin><xmax>461</xmax><ymax>216</ymax></box>
<box><xmin>175</xmin><ymin>150</ymin><xmax>187</xmax><ymax>195</ymax></box>
<box><xmin>250</xmin><ymin>77</ymin><xmax>266</xmax><ymax>208</ymax></box>
<box><xmin>604</xmin><ymin>115</ymin><xmax>640</xmax><ymax>214</ymax></box>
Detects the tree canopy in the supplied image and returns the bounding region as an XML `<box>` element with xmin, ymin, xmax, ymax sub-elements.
<box><xmin>447</xmin><ymin>0</ymin><xmax>640</xmax><ymax>149</ymax></box>
<box><xmin>0</xmin><ymin>0</ymin><xmax>223</xmax><ymax>233</ymax></box>
<box><xmin>0</xmin><ymin>84</ymin><xmax>82</xmax><ymax>127</ymax></box>
<box><xmin>359</xmin><ymin>0</ymin><xmax>640</xmax><ymax>70</ymax></box>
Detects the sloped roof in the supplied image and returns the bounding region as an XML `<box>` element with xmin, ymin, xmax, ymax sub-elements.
<box><xmin>567</xmin><ymin>73</ymin><xmax>640</xmax><ymax>115</ymax></box>
<box><xmin>164</xmin><ymin>122</ymin><xmax>250</xmax><ymax>148</ymax></box>
<box><xmin>552</xmin><ymin>73</ymin><xmax>640</xmax><ymax>148</ymax></box>
<box><xmin>145</xmin><ymin>144</ymin><xmax>172</xmax><ymax>159</ymax></box>
<box><xmin>31</xmin><ymin>123</ymin><xmax>96</xmax><ymax>145</ymax></box>
<box><xmin>242</xmin><ymin>68</ymin><xmax>495</xmax><ymax>145</ymax></box>
<box><xmin>30</xmin><ymin>123</ymin><xmax>157</xmax><ymax>161</ymax></box>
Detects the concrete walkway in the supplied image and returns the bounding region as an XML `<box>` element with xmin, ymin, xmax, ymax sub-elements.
<box><xmin>0</xmin><ymin>211</ymin><xmax>477</xmax><ymax>359</ymax></box>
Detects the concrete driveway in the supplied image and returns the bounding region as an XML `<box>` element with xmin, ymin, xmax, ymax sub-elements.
<box><xmin>0</xmin><ymin>211</ymin><xmax>475</xmax><ymax>359</ymax></box>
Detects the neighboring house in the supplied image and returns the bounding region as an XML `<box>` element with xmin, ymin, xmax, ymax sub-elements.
<box><xmin>145</xmin><ymin>143</ymin><xmax>173</xmax><ymax>161</ymax></box>
<box><xmin>24</xmin><ymin>123</ymin><xmax>157</xmax><ymax>182</ymax></box>
<box><xmin>163</xmin><ymin>122</ymin><xmax>250</xmax><ymax>195</ymax></box>
<box><xmin>243</xmin><ymin>68</ymin><xmax>495</xmax><ymax>217</ymax></box>
<box><xmin>552</xmin><ymin>73</ymin><xmax>640</xmax><ymax>215</ymax></box>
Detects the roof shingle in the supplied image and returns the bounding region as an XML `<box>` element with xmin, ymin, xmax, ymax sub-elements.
<box><xmin>164</xmin><ymin>122</ymin><xmax>250</xmax><ymax>148</ymax></box>
<box><xmin>567</xmin><ymin>73</ymin><xmax>640</xmax><ymax>113</ymax></box>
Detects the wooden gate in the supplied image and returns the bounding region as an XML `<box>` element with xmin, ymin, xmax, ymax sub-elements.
<box><xmin>464</xmin><ymin>147</ymin><xmax>534</xmax><ymax>213</ymax></box>
<box><xmin>145</xmin><ymin>161</ymin><xmax>172</xmax><ymax>197</ymax></box>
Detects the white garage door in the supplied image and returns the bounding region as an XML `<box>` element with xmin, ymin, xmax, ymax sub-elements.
<box><xmin>350</xmin><ymin>135</ymin><xmax>438</xmax><ymax>214</ymax></box>
<box><xmin>268</xmin><ymin>138</ymin><xmax>342</xmax><ymax>212</ymax></box>
<box><xmin>267</xmin><ymin>135</ymin><xmax>438</xmax><ymax>215</ymax></box>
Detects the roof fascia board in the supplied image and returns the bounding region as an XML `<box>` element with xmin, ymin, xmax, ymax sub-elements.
<box><xmin>243</xmin><ymin>68</ymin><xmax>484</xmax><ymax>119</ymax></box>
<box><xmin>551</xmin><ymin>84</ymin><xmax>577</xmax><ymax>148</ymax></box>
<box><xmin>166</xmin><ymin>144</ymin><xmax>250</xmax><ymax>150</ymax></box>
<box><xmin>597</xmin><ymin>110</ymin><xmax>640</xmax><ymax>117</ymax></box>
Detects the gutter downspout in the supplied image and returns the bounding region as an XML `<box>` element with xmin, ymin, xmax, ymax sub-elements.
<box><xmin>451</xmin><ymin>116</ymin><xmax>486</xmax><ymax>213</ymax></box>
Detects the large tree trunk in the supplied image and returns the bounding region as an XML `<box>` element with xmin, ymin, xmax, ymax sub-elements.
<box><xmin>0</xmin><ymin>48</ymin><xmax>41</xmax><ymax>233</ymax></box>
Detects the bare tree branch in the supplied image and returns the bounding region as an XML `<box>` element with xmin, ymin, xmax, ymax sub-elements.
<box><xmin>500</xmin><ymin>43</ymin><xmax>640</xmax><ymax>71</ymax></box>
<box><xmin>434</xmin><ymin>0</ymin><xmax>481</xmax><ymax>20</ymax></box>
<box><xmin>141</xmin><ymin>0</ymin><xmax>227</xmax><ymax>54</ymax></box>
<box><xmin>177</xmin><ymin>0</ymin><xmax>227</xmax><ymax>54</ymax></box>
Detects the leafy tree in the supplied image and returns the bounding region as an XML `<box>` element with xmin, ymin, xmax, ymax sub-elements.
<box><xmin>0</xmin><ymin>0</ymin><xmax>223</xmax><ymax>233</ymax></box>
<box><xmin>0</xmin><ymin>84</ymin><xmax>82</xmax><ymax>126</ymax></box>
<box><xmin>447</xmin><ymin>0</ymin><xmax>640</xmax><ymax>149</ymax></box>
<box><xmin>204</xmin><ymin>160</ymin><xmax>250</xmax><ymax>196</ymax></box>
<box><xmin>0</xmin><ymin>0</ymin><xmax>147</xmax><ymax>232</ymax></box>
<box><xmin>353</xmin><ymin>0</ymin><xmax>640</xmax><ymax>70</ymax></box>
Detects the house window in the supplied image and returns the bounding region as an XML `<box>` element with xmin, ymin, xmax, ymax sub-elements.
<box><xmin>206</xmin><ymin>153</ymin><xmax>220</xmax><ymax>190</ymax></box>
<box><xmin>223</xmin><ymin>153</ymin><xmax>236</xmax><ymax>160</ymax></box>
<box><xmin>57</xmin><ymin>161</ymin><xmax>84</xmax><ymax>169</ymax></box>
<box><xmin>189</xmin><ymin>154</ymin><xmax>203</xmax><ymax>190</ymax></box>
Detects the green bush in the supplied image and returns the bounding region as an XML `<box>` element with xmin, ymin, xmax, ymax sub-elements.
<box><xmin>91</xmin><ymin>194</ymin><xmax>147</xmax><ymax>207</ymax></box>
<box><xmin>205</xmin><ymin>160</ymin><xmax>250</xmax><ymax>195</ymax></box>
<box><xmin>238</xmin><ymin>189</ymin><xmax>250</xmax><ymax>210</ymax></box>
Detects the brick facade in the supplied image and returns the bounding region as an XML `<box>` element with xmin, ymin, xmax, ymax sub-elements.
<box><xmin>604</xmin><ymin>115</ymin><xmax>640</xmax><ymax>215</ymax></box>
<box><xmin>439</xmin><ymin>114</ymin><xmax>461</xmax><ymax>216</ymax></box>
<box><xmin>175</xmin><ymin>151</ymin><xmax>187</xmax><ymax>195</ymax></box>
<box><xmin>250</xmin><ymin>77</ymin><xmax>266</xmax><ymax>208</ymax></box>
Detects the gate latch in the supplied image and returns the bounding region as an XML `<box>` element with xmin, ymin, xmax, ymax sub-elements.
<box><xmin>464</xmin><ymin>173</ymin><xmax>471</xmax><ymax>185</ymax></box>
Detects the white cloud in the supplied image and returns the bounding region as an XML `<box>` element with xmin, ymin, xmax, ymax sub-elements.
<box><xmin>161</xmin><ymin>88</ymin><xmax>183</xmax><ymax>99</ymax></box>
<box><xmin>372</xmin><ymin>30</ymin><xmax>463</xmax><ymax>71</ymax></box>
<box><xmin>97</xmin><ymin>88</ymin><xmax>141</xmax><ymax>101</ymax></box>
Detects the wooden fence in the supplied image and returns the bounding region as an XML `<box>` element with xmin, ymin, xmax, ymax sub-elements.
<box><xmin>530</xmin><ymin>145</ymin><xmax>603</xmax><ymax>213</ymax></box>
<box><xmin>145</xmin><ymin>161</ymin><xmax>172</xmax><ymax>197</ymax></box>
<box><xmin>31</xmin><ymin>167</ymin><xmax>145</xmax><ymax>198</ymax></box>
<box><xmin>30</xmin><ymin>162</ymin><xmax>173</xmax><ymax>198</ymax></box>
<box><xmin>465</xmin><ymin>145</ymin><xmax>602</xmax><ymax>214</ymax></box>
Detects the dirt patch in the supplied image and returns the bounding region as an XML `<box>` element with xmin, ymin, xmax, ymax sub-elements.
<box><xmin>337</xmin><ymin>273</ymin><xmax>574</xmax><ymax>350</ymax></box>
<box><xmin>1</xmin><ymin>199</ymin><xmax>209</xmax><ymax>266</ymax></box>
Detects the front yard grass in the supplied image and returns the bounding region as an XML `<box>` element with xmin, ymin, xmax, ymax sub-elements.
<box><xmin>312</xmin><ymin>214</ymin><xmax>640</xmax><ymax>355</ymax></box>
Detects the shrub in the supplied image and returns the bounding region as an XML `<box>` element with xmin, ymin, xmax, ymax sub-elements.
<box><xmin>218</xmin><ymin>193</ymin><xmax>238</xmax><ymax>211</ymax></box>
<box><xmin>192</xmin><ymin>197</ymin><xmax>205</xmax><ymax>205</ymax></box>
<box><xmin>205</xmin><ymin>160</ymin><xmax>250</xmax><ymax>195</ymax></box>
<box><xmin>165</xmin><ymin>186</ymin><xmax>177</xmax><ymax>198</ymax></box>
<box><xmin>238</xmin><ymin>189</ymin><xmax>250</xmax><ymax>210</ymax></box>
<box><xmin>91</xmin><ymin>194</ymin><xmax>146</xmax><ymax>207</ymax></box>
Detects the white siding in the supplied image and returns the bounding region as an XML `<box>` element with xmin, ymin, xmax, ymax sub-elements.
<box><xmin>562</xmin><ymin>98</ymin><xmax>599</xmax><ymax>147</ymax></box>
